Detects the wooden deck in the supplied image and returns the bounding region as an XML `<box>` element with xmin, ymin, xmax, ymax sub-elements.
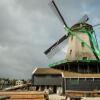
<box><xmin>65</xmin><ymin>90</ymin><xmax>100</xmax><ymax>97</ymax></box>
<box><xmin>0</xmin><ymin>91</ymin><xmax>48</xmax><ymax>100</ymax></box>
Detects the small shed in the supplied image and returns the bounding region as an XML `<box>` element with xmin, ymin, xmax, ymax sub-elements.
<box><xmin>32</xmin><ymin>68</ymin><xmax>63</xmax><ymax>93</ymax></box>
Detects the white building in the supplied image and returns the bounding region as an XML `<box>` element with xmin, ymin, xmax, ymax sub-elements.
<box><xmin>16</xmin><ymin>80</ymin><xmax>23</xmax><ymax>86</ymax></box>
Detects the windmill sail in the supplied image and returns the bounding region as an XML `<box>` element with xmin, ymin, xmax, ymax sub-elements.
<box><xmin>44</xmin><ymin>35</ymin><xmax>68</xmax><ymax>58</ymax></box>
<box><xmin>78</xmin><ymin>14</ymin><xmax>89</xmax><ymax>23</ymax></box>
<box><xmin>50</xmin><ymin>0</ymin><xmax>68</xmax><ymax>28</ymax></box>
<box><xmin>44</xmin><ymin>0</ymin><xmax>70</xmax><ymax>58</ymax></box>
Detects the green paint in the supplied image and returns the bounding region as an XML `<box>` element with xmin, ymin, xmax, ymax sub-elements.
<box><xmin>64</xmin><ymin>26</ymin><xmax>100</xmax><ymax>59</ymax></box>
<box><xmin>48</xmin><ymin>23</ymin><xmax>100</xmax><ymax>67</ymax></box>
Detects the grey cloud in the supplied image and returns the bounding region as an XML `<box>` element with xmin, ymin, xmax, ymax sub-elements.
<box><xmin>0</xmin><ymin>0</ymin><xmax>100</xmax><ymax>79</ymax></box>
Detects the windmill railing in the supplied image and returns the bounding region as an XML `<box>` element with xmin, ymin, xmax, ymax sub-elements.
<box><xmin>48</xmin><ymin>59</ymin><xmax>100</xmax><ymax>67</ymax></box>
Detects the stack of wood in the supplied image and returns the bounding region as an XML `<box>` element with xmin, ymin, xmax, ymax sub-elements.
<box><xmin>0</xmin><ymin>91</ymin><xmax>48</xmax><ymax>100</ymax></box>
<box><xmin>3</xmin><ymin>83</ymin><xmax>31</xmax><ymax>91</ymax></box>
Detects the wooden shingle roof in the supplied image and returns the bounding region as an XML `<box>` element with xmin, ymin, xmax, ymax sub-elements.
<box><xmin>63</xmin><ymin>71</ymin><xmax>100</xmax><ymax>78</ymax></box>
<box><xmin>32</xmin><ymin>67</ymin><xmax>100</xmax><ymax>78</ymax></box>
<box><xmin>33</xmin><ymin>68</ymin><xmax>62</xmax><ymax>75</ymax></box>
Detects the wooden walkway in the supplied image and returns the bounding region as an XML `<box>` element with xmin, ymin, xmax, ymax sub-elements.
<box><xmin>0</xmin><ymin>91</ymin><xmax>48</xmax><ymax>100</ymax></box>
<box><xmin>65</xmin><ymin>90</ymin><xmax>100</xmax><ymax>97</ymax></box>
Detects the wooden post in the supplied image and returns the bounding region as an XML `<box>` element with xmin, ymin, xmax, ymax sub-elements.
<box><xmin>62</xmin><ymin>78</ymin><xmax>65</xmax><ymax>94</ymax></box>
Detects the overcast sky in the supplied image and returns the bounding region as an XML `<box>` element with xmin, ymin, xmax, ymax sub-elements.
<box><xmin>0</xmin><ymin>0</ymin><xmax>100</xmax><ymax>79</ymax></box>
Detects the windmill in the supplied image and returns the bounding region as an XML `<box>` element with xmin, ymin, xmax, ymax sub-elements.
<box><xmin>44</xmin><ymin>0</ymin><xmax>100</xmax><ymax>61</ymax></box>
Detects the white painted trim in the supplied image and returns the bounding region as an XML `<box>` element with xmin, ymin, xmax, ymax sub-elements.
<box><xmin>32</xmin><ymin>67</ymin><xmax>37</xmax><ymax>74</ymax></box>
<box><xmin>61</xmin><ymin>72</ymin><xmax>64</xmax><ymax>78</ymax></box>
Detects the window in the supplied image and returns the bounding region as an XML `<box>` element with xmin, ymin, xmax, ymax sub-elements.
<box><xmin>81</xmin><ymin>42</ymin><xmax>85</xmax><ymax>47</ymax></box>
<box><xmin>70</xmin><ymin>50</ymin><xmax>72</xmax><ymax>54</ymax></box>
<box><xmin>83</xmin><ymin>57</ymin><xmax>87</xmax><ymax>60</ymax></box>
<box><xmin>69</xmin><ymin>78</ymin><xmax>79</xmax><ymax>85</ymax></box>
